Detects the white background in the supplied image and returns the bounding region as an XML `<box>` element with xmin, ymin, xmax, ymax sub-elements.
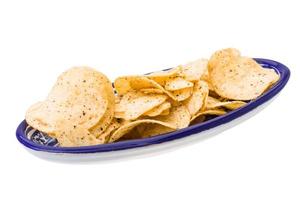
<box><xmin>0</xmin><ymin>0</ymin><xmax>299</xmax><ymax>199</ymax></box>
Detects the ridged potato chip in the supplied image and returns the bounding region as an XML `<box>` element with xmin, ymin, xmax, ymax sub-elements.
<box><xmin>184</xmin><ymin>80</ymin><xmax>209</xmax><ymax>116</ymax></box>
<box><xmin>143</xmin><ymin>101</ymin><xmax>171</xmax><ymax>117</ymax></box>
<box><xmin>115</xmin><ymin>91</ymin><xmax>167</xmax><ymax>120</ymax></box>
<box><xmin>165</xmin><ymin>77</ymin><xmax>194</xmax><ymax>91</ymax></box>
<box><xmin>208</xmin><ymin>48</ymin><xmax>279</xmax><ymax>100</ymax></box>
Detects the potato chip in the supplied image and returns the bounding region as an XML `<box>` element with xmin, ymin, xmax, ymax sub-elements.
<box><xmin>114</xmin><ymin>76</ymin><xmax>178</xmax><ymax>100</ymax></box>
<box><xmin>140</xmin><ymin>88</ymin><xmax>164</xmax><ymax>94</ymax></box>
<box><xmin>90</xmin><ymin>78</ymin><xmax>116</xmax><ymax>137</ymax></box>
<box><xmin>160</xmin><ymin>109</ymin><xmax>170</xmax><ymax>116</ymax></box>
<box><xmin>136</xmin><ymin>123</ymin><xmax>175</xmax><ymax>138</ymax></box>
<box><xmin>181</xmin><ymin>58</ymin><xmax>208</xmax><ymax>81</ymax></box>
<box><xmin>115</xmin><ymin>91</ymin><xmax>167</xmax><ymax>120</ymax></box>
<box><xmin>146</xmin><ymin>67</ymin><xmax>180</xmax><ymax>85</ymax></box>
<box><xmin>206</xmin><ymin>96</ymin><xmax>246</xmax><ymax>110</ymax></box>
<box><xmin>191</xmin><ymin>109</ymin><xmax>227</xmax><ymax>122</ymax></box>
<box><xmin>171</xmin><ymin>87</ymin><xmax>193</xmax><ymax>101</ymax></box>
<box><xmin>97</xmin><ymin>118</ymin><xmax>122</xmax><ymax>144</ymax></box>
<box><xmin>154</xmin><ymin>105</ymin><xmax>191</xmax><ymax>129</ymax></box>
<box><xmin>108</xmin><ymin>119</ymin><xmax>176</xmax><ymax>142</ymax></box>
<box><xmin>26</xmin><ymin>67</ymin><xmax>114</xmax><ymax>146</ymax></box>
<box><xmin>165</xmin><ymin>77</ymin><xmax>194</xmax><ymax>91</ymax></box>
<box><xmin>208</xmin><ymin>48</ymin><xmax>279</xmax><ymax>100</ymax></box>
<box><xmin>143</xmin><ymin>102</ymin><xmax>171</xmax><ymax>117</ymax></box>
<box><xmin>184</xmin><ymin>80</ymin><xmax>209</xmax><ymax>116</ymax></box>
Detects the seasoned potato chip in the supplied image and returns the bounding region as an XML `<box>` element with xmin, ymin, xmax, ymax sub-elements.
<box><xmin>171</xmin><ymin>87</ymin><xmax>193</xmax><ymax>101</ymax></box>
<box><xmin>146</xmin><ymin>67</ymin><xmax>180</xmax><ymax>85</ymax></box>
<box><xmin>26</xmin><ymin>67</ymin><xmax>114</xmax><ymax>147</ymax></box>
<box><xmin>184</xmin><ymin>80</ymin><xmax>209</xmax><ymax>116</ymax></box>
<box><xmin>136</xmin><ymin>123</ymin><xmax>175</xmax><ymax>138</ymax></box>
<box><xmin>206</xmin><ymin>96</ymin><xmax>246</xmax><ymax>110</ymax></box>
<box><xmin>154</xmin><ymin>105</ymin><xmax>190</xmax><ymax>129</ymax></box>
<box><xmin>114</xmin><ymin>76</ymin><xmax>178</xmax><ymax>100</ymax></box>
<box><xmin>208</xmin><ymin>48</ymin><xmax>279</xmax><ymax>100</ymax></box>
<box><xmin>109</xmin><ymin>119</ymin><xmax>176</xmax><ymax>142</ymax></box>
<box><xmin>180</xmin><ymin>58</ymin><xmax>208</xmax><ymax>82</ymax></box>
<box><xmin>140</xmin><ymin>88</ymin><xmax>164</xmax><ymax>94</ymax></box>
<box><xmin>191</xmin><ymin>109</ymin><xmax>226</xmax><ymax>122</ymax></box>
<box><xmin>97</xmin><ymin>118</ymin><xmax>122</xmax><ymax>144</ymax></box>
<box><xmin>165</xmin><ymin>77</ymin><xmax>194</xmax><ymax>91</ymax></box>
<box><xmin>115</xmin><ymin>91</ymin><xmax>167</xmax><ymax>120</ymax></box>
<box><xmin>90</xmin><ymin>78</ymin><xmax>116</xmax><ymax>137</ymax></box>
<box><xmin>143</xmin><ymin>102</ymin><xmax>171</xmax><ymax>117</ymax></box>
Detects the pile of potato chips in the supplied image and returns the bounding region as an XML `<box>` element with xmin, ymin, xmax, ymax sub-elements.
<box><xmin>26</xmin><ymin>48</ymin><xmax>279</xmax><ymax>147</ymax></box>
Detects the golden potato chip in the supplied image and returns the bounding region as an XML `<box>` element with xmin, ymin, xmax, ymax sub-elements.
<box><xmin>136</xmin><ymin>123</ymin><xmax>175</xmax><ymax>138</ymax></box>
<box><xmin>97</xmin><ymin>118</ymin><xmax>122</xmax><ymax>144</ymax></box>
<box><xmin>114</xmin><ymin>76</ymin><xmax>178</xmax><ymax>100</ymax></box>
<box><xmin>143</xmin><ymin>101</ymin><xmax>171</xmax><ymax>117</ymax></box>
<box><xmin>52</xmin><ymin>124</ymin><xmax>101</xmax><ymax>147</ymax></box>
<box><xmin>206</xmin><ymin>96</ymin><xmax>246</xmax><ymax>110</ymax></box>
<box><xmin>140</xmin><ymin>88</ymin><xmax>164</xmax><ymax>94</ymax></box>
<box><xmin>115</xmin><ymin>91</ymin><xmax>167</xmax><ymax>120</ymax></box>
<box><xmin>108</xmin><ymin>119</ymin><xmax>176</xmax><ymax>142</ymax></box>
<box><xmin>160</xmin><ymin>109</ymin><xmax>170</xmax><ymax>116</ymax></box>
<box><xmin>146</xmin><ymin>67</ymin><xmax>180</xmax><ymax>85</ymax></box>
<box><xmin>154</xmin><ymin>105</ymin><xmax>190</xmax><ymax>129</ymax></box>
<box><xmin>26</xmin><ymin>67</ymin><xmax>114</xmax><ymax>147</ymax></box>
<box><xmin>164</xmin><ymin>77</ymin><xmax>194</xmax><ymax>91</ymax></box>
<box><xmin>171</xmin><ymin>87</ymin><xmax>193</xmax><ymax>101</ymax></box>
<box><xmin>181</xmin><ymin>58</ymin><xmax>208</xmax><ymax>81</ymax></box>
<box><xmin>184</xmin><ymin>80</ymin><xmax>209</xmax><ymax>116</ymax></box>
<box><xmin>90</xmin><ymin>78</ymin><xmax>116</xmax><ymax>137</ymax></box>
<box><xmin>208</xmin><ymin>48</ymin><xmax>279</xmax><ymax>100</ymax></box>
<box><xmin>191</xmin><ymin>109</ymin><xmax>226</xmax><ymax>122</ymax></box>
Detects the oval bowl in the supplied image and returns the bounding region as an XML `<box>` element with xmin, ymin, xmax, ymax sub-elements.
<box><xmin>16</xmin><ymin>58</ymin><xmax>290</xmax><ymax>162</ymax></box>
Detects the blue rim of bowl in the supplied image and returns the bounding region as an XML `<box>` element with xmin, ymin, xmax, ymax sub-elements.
<box><xmin>16</xmin><ymin>58</ymin><xmax>290</xmax><ymax>154</ymax></box>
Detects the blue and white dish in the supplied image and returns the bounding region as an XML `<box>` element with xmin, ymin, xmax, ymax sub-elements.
<box><xmin>16</xmin><ymin>58</ymin><xmax>290</xmax><ymax>161</ymax></box>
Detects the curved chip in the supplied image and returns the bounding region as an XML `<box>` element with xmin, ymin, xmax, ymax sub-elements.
<box><xmin>184</xmin><ymin>80</ymin><xmax>209</xmax><ymax>116</ymax></box>
<box><xmin>191</xmin><ymin>109</ymin><xmax>227</xmax><ymax>122</ymax></box>
<box><xmin>181</xmin><ymin>58</ymin><xmax>208</xmax><ymax>81</ymax></box>
<box><xmin>154</xmin><ymin>105</ymin><xmax>191</xmax><ymax>129</ymax></box>
<box><xmin>146</xmin><ymin>67</ymin><xmax>181</xmax><ymax>85</ymax></box>
<box><xmin>97</xmin><ymin>118</ymin><xmax>122</xmax><ymax>144</ymax></box>
<box><xmin>26</xmin><ymin>67</ymin><xmax>114</xmax><ymax>147</ymax></box>
<box><xmin>108</xmin><ymin>119</ymin><xmax>177</xmax><ymax>142</ymax></box>
<box><xmin>114</xmin><ymin>76</ymin><xmax>178</xmax><ymax>100</ymax></box>
<box><xmin>206</xmin><ymin>96</ymin><xmax>246</xmax><ymax>110</ymax></box>
<box><xmin>140</xmin><ymin>88</ymin><xmax>164</xmax><ymax>94</ymax></box>
<box><xmin>208</xmin><ymin>48</ymin><xmax>279</xmax><ymax>100</ymax></box>
<box><xmin>171</xmin><ymin>87</ymin><xmax>193</xmax><ymax>101</ymax></box>
<box><xmin>115</xmin><ymin>91</ymin><xmax>167</xmax><ymax>120</ymax></box>
<box><xmin>165</xmin><ymin>77</ymin><xmax>194</xmax><ymax>91</ymax></box>
<box><xmin>143</xmin><ymin>101</ymin><xmax>171</xmax><ymax>117</ymax></box>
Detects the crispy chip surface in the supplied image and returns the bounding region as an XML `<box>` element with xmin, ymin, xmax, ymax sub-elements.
<box><xmin>115</xmin><ymin>91</ymin><xmax>167</xmax><ymax>120</ymax></box>
<box><xmin>208</xmin><ymin>48</ymin><xmax>279</xmax><ymax>100</ymax></box>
